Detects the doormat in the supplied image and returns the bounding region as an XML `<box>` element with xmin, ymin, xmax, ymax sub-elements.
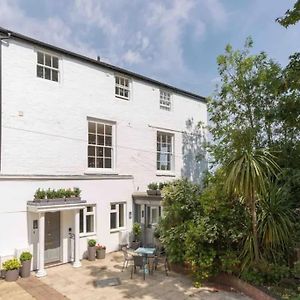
<box><xmin>93</xmin><ymin>277</ymin><xmax>121</xmax><ymax>288</ymax></box>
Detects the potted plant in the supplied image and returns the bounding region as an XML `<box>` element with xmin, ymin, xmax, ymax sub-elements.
<box><xmin>2</xmin><ymin>258</ymin><xmax>21</xmax><ymax>282</ymax></box>
<box><xmin>131</xmin><ymin>223</ymin><xmax>142</xmax><ymax>250</ymax></box>
<box><xmin>87</xmin><ymin>239</ymin><xmax>97</xmax><ymax>261</ymax></box>
<box><xmin>147</xmin><ymin>182</ymin><xmax>159</xmax><ymax>195</ymax></box>
<box><xmin>96</xmin><ymin>244</ymin><xmax>106</xmax><ymax>259</ymax></box>
<box><xmin>19</xmin><ymin>251</ymin><xmax>32</xmax><ymax>278</ymax></box>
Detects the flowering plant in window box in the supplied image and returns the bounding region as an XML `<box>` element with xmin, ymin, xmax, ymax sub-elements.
<box><xmin>96</xmin><ymin>244</ymin><xmax>106</xmax><ymax>259</ymax></box>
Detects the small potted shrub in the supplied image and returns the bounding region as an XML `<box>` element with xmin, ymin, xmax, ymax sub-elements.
<box><xmin>2</xmin><ymin>258</ymin><xmax>21</xmax><ymax>282</ymax></box>
<box><xmin>72</xmin><ymin>187</ymin><xmax>81</xmax><ymax>201</ymax></box>
<box><xmin>131</xmin><ymin>223</ymin><xmax>142</xmax><ymax>250</ymax></box>
<box><xmin>96</xmin><ymin>244</ymin><xmax>106</xmax><ymax>259</ymax></box>
<box><xmin>87</xmin><ymin>239</ymin><xmax>97</xmax><ymax>261</ymax></box>
<box><xmin>19</xmin><ymin>252</ymin><xmax>32</xmax><ymax>278</ymax></box>
<box><xmin>147</xmin><ymin>183</ymin><xmax>159</xmax><ymax>195</ymax></box>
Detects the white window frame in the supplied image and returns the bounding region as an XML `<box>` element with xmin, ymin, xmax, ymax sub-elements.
<box><xmin>79</xmin><ymin>205</ymin><xmax>96</xmax><ymax>237</ymax></box>
<box><xmin>160</xmin><ymin>90</ymin><xmax>171</xmax><ymax>111</ymax></box>
<box><xmin>157</xmin><ymin>131</ymin><xmax>175</xmax><ymax>172</ymax></box>
<box><xmin>110</xmin><ymin>202</ymin><xmax>126</xmax><ymax>232</ymax></box>
<box><xmin>36</xmin><ymin>50</ymin><xmax>60</xmax><ymax>82</ymax></box>
<box><xmin>87</xmin><ymin>118</ymin><xmax>116</xmax><ymax>172</ymax></box>
<box><xmin>115</xmin><ymin>75</ymin><xmax>131</xmax><ymax>100</ymax></box>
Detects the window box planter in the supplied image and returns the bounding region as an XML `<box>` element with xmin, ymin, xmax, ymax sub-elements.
<box><xmin>147</xmin><ymin>190</ymin><xmax>159</xmax><ymax>196</ymax></box>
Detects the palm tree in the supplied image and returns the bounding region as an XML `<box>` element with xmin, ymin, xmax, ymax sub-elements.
<box><xmin>225</xmin><ymin>148</ymin><xmax>280</xmax><ymax>262</ymax></box>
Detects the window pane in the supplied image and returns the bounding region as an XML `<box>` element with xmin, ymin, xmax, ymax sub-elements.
<box><xmin>97</xmin><ymin>123</ymin><xmax>104</xmax><ymax>134</ymax></box>
<box><xmin>37</xmin><ymin>52</ymin><xmax>44</xmax><ymax>64</ymax></box>
<box><xmin>97</xmin><ymin>135</ymin><xmax>104</xmax><ymax>145</ymax></box>
<box><xmin>119</xmin><ymin>204</ymin><xmax>124</xmax><ymax>227</ymax></box>
<box><xmin>96</xmin><ymin>147</ymin><xmax>104</xmax><ymax>157</ymax></box>
<box><xmin>96</xmin><ymin>158</ymin><xmax>103</xmax><ymax>168</ymax></box>
<box><xmin>88</xmin><ymin>122</ymin><xmax>96</xmax><ymax>134</ymax></box>
<box><xmin>45</xmin><ymin>68</ymin><xmax>51</xmax><ymax>80</ymax></box>
<box><xmin>87</xmin><ymin>206</ymin><xmax>93</xmax><ymax>212</ymax></box>
<box><xmin>52</xmin><ymin>70</ymin><xmax>58</xmax><ymax>82</ymax></box>
<box><xmin>88</xmin><ymin>146</ymin><xmax>95</xmax><ymax>156</ymax></box>
<box><xmin>88</xmin><ymin>157</ymin><xmax>95</xmax><ymax>168</ymax></box>
<box><xmin>52</xmin><ymin>56</ymin><xmax>59</xmax><ymax>69</ymax></box>
<box><xmin>80</xmin><ymin>209</ymin><xmax>84</xmax><ymax>233</ymax></box>
<box><xmin>111</xmin><ymin>204</ymin><xmax>116</xmax><ymax>210</ymax></box>
<box><xmin>115</xmin><ymin>77</ymin><xmax>119</xmax><ymax>84</ymax></box>
<box><xmin>88</xmin><ymin>134</ymin><xmax>96</xmax><ymax>145</ymax></box>
<box><xmin>105</xmin><ymin>136</ymin><xmax>112</xmax><ymax>146</ymax></box>
<box><xmin>104</xmin><ymin>147</ymin><xmax>111</xmax><ymax>158</ymax></box>
<box><xmin>45</xmin><ymin>54</ymin><xmax>51</xmax><ymax>66</ymax></box>
<box><xmin>86</xmin><ymin>215</ymin><xmax>94</xmax><ymax>232</ymax></box>
<box><xmin>104</xmin><ymin>158</ymin><xmax>111</xmax><ymax>168</ymax></box>
<box><xmin>110</xmin><ymin>212</ymin><xmax>117</xmax><ymax>229</ymax></box>
<box><xmin>37</xmin><ymin>65</ymin><xmax>43</xmax><ymax>78</ymax></box>
<box><xmin>151</xmin><ymin>208</ymin><xmax>158</xmax><ymax>224</ymax></box>
<box><xmin>105</xmin><ymin>125</ymin><xmax>112</xmax><ymax>136</ymax></box>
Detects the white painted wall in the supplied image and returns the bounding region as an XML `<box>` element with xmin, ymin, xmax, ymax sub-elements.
<box><xmin>1</xmin><ymin>39</ymin><xmax>207</xmax><ymax>190</ymax></box>
<box><xmin>0</xmin><ymin>37</ymin><xmax>207</xmax><ymax>265</ymax></box>
<box><xmin>0</xmin><ymin>178</ymin><xmax>133</xmax><ymax>267</ymax></box>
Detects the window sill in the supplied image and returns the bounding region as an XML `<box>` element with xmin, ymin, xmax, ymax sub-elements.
<box><xmin>84</xmin><ymin>169</ymin><xmax>119</xmax><ymax>175</ymax></box>
<box><xmin>115</xmin><ymin>95</ymin><xmax>130</xmax><ymax>101</ymax></box>
<box><xmin>110</xmin><ymin>227</ymin><xmax>126</xmax><ymax>233</ymax></box>
<box><xmin>156</xmin><ymin>171</ymin><xmax>176</xmax><ymax>177</ymax></box>
<box><xmin>79</xmin><ymin>232</ymin><xmax>96</xmax><ymax>238</ymax></box>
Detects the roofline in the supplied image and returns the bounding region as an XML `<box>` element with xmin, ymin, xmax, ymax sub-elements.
<box><xmin>0</xmin><ymin>26</ymin><xmax>206</xmax><ymax>103</ymax></box>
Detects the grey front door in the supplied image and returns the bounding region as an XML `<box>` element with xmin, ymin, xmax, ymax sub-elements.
<box><xmin>45</xmin><ymin>212</ymin><xmax>61</xmax><ymax>264</ymax></box>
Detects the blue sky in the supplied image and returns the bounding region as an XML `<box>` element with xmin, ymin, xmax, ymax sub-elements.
<box><xmin>0</xmin><ymin>0</ymin><xmax>299</xmax><ymax>96</ymax></box>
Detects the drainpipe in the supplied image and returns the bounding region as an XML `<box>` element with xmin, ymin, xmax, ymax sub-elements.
<box><xmin>0</xmin><ymin>32</ymin><xmax>11</xmax><ymax>171</ymax></box>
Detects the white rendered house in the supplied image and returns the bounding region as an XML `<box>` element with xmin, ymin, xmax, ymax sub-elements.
<box><xmin>0</xmin><ymin>27</ymin><xmax>207</xmax><ymax>276</ymax></box>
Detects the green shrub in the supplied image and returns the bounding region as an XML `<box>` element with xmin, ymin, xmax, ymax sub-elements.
<box><xmin>88</xmin><ymin>239</ymin><xmax>96</xmax><ymax>247</ymax></box>
<box><xmin>34</xmin><ymin>188</ymin><xmax>46</xmax><ymax>200</ymax></box>
<box><xmin>46</xmin><ymin>188</ymin><xmax>55</xmax><ymax>199</ymax></box>
<box><xmin>148</xmin><ymin>182</ymin><xmax>158</xmax><ymax>190</ymax></box>
<box><xmin>20</xmin><ymin>251</ymin><xmax>32</xmax><ymax>262</ymax></box>
<box><xmin>3</xmin><ymin>258</ymin><xmax>21</xmax><ymax>270</ymax></box>
<box><xmin>73</xmin><ymin>187</ymin><xmax>81</xmax><ymax>197</ymax></box>
<box><xmin>65</xmin><ymin>188</ymin><xmax>73</xmax><ymax>198</ymax></box>
<box><xmin>133</xmin><ymin>223</ymin><xmax>142</xmax><ymax>241</ymax></box>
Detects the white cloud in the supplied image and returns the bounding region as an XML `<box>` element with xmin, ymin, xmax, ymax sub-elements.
<box><xmin>123</xmin><ymin>50</ymin><xmax>142</xmax><ymax>64</ymax></box>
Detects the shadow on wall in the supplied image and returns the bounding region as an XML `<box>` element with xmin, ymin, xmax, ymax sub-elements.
<box><xmin>181</xmin><ymin>119</ymin><xmax>208</xmax><ymax>185</ymax></box>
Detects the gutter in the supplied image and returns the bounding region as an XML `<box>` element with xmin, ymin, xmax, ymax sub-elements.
<box><xmin>0</xmin><ymin>32</ymin><xmax>11</xmax><ymax>172</ymax></box>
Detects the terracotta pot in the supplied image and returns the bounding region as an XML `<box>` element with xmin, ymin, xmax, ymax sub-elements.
<box><xmin>88</xmin><ymin>246</ymin><xmax>96</xmax><ymax>261</ymax></box>
<box><xmin>20</xmin><ymin>259</ymin><xmax>31</xmax><ymax>278</ymax></box>
<box><xmin>5</xmin><ymin>269</ymin><xmax>19</xmax><ymax>282</ymax></box>
<box><xmin>96</xmin><ymin>249</ymin><xmax>106</xmax><ymax>259</ymax></box>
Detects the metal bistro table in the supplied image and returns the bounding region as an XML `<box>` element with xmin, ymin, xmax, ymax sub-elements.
<box><xmin>134</xmin><ymin>247</ymin><xmax>156</xmax><ymax>275</ymax></box>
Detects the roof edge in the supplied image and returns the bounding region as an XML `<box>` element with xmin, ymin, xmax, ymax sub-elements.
<box><xmin>0</xmin><ymin>26</ymin><xmax>206</xmax><ymax>103</ymax></box>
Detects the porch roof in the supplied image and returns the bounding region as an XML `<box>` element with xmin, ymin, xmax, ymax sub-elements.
<box><xmin>27</xmin><ymin>200</ymin><xmax>88</xmax><ymax>213</ymax></box>
<box><xmin>132</xmin><ymin>192</ymin><xmax>162</xmax><ymax>206</ymax></box>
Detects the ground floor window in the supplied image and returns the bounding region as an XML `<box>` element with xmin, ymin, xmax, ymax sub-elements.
<box><xmin>80</xmin><ymin>205</ymin><xmax>96</xmax><ymax>236</ymax></box>
<box><xmin>110</xmin><ymin>203</ymin><xmax>126</xmax><ymax>231</ymax></box>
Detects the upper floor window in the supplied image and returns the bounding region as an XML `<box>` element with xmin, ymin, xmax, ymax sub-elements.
<box><xmin>115</xmin><ymin>75</ymin><xmax>130</xmax><ymax>100</ymax></box>
<box><xmin>88</xmin><ymin>120</ymin><xmax>114</xmax><ymax>169</ymax></box>
<box><xmin>36</xmin><ymin>51</ymin><xmax>59</xmax><ymax>82</ymax></box>
<box><xmin>160</xmin><ymin>90</ymin><xmax>171</xmax><ymax>111</ymax></box>
<box><xmin>157</xmin><ymin>132</ymin><xmax>174</xmax><ymax>171</ymax></box>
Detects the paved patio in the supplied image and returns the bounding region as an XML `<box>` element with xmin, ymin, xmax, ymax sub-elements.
<box><xmin>0</xmin><ymin>252</ymin><xmax>251</xmax><ymax>300</ymax></box>
<box><xmin>38</xmin><ymin>251</ymin><xmax>250</xmax><ymax>300</ymax></box>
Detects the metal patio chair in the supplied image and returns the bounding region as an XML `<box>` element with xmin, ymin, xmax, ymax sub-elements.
<box><xmin>121</xmin><ymin>246</ymin><xmax>133</xmax><ymax>272</ymax></box>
